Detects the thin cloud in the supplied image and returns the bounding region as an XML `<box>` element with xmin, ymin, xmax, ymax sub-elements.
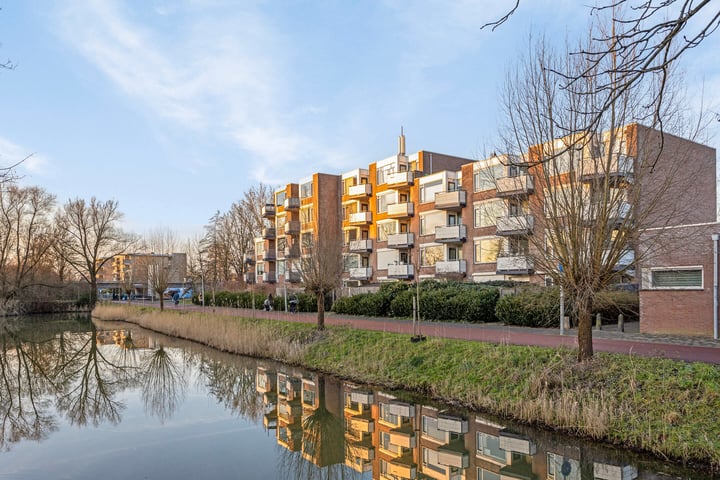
<box><xmin>0</xmin><ymin>137</ymin><xmax>50</xmax><ymax>176</ymax></box>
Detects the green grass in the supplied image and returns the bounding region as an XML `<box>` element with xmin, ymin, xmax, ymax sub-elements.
<box><xmin>93</xmin><ymin>304</ymin><xmax>720</xmax><ymax>472</ymax></box>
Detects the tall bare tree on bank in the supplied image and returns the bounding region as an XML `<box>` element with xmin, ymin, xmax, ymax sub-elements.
<box><xmin>496</xmin><ymin>26</ymin><xmax>707</xmax><ymax>361</ymax></box>
<box><xmin>484</xmin><ymin>1</ymin><xmax>720</xmax><ymax>129</ymax></box>
<box><xmin>298</xmin><ymin>219</ymin><xmax>343</xmax><ymax>331</ymax></box>
<box><xmin>55</xmin><ymin>198</ymin><xmax>135</xmax><ymax>308</ymax></box>
<box><xmin>141</xmin><ymin>228</ymin><xmax>179</xmax><ymax>311</ymax></box>
<box><xmin>0</xmin><ymin>185</ymin><xmax>56</xmax><ymax>313</ymax></box>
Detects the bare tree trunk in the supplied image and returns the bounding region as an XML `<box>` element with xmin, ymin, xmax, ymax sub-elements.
<box><xmin>316</xmin><ymin>293</ymin><xmax>325</xmax><ymax>330</ymax></box>
<box><xmin>576</xmin><ymin>294</ymin><xmax>594</xmax><ymax>361</ymax></box>
<box><xmin>159</xmin><ymin>295</ymin><xmax>165</xmax><ymax>311</ymax></box>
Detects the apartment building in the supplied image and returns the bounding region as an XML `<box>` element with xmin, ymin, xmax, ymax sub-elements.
<box><xmin>95</xmin><ymin>252</ymin><xmax>188</xmax><ymax>297</ymax></box>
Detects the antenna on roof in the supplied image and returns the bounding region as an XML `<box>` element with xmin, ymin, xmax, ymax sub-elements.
<box><xmin>398</xmin><ymin>126</ymin><xmax>406</xmax><ymax>156</ymax></box>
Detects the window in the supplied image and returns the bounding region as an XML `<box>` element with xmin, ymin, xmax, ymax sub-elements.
<box><xmin>420</xmin><ymin>245</ymin><xmax>444</xmax><ymax>266</ymax></box>
<box><xmin>474</xmin><ymin>200</ymin><xmax>504</xmax><ymax>228</ymax></box>
<box><xmin>420</xmin><ymin>211</ymin><xmax>446</xmax><ymax>235</ymax></box>
<box><xmin>300</xmin><ymin>181</ymin><xmax>313</xmax><ymax>199</ymax></box>
<box><xmin>377</xmin><ymin>192</ymin><xmax>395</xmax><ymax>213</ymax></box>
<box><xmin>377</xmin><ymin>249</ymin><xmax>399</xmax><ymax>270</ymax></box>
<box><xmin>344</xmin><ymin>255</ymin><xmax>359</xmax><ymax>272</ymax></box>
<box><xmin>650</xmin><ymin>268</ymin><xmax>703</xmax><ymax>289</ymax></box>
<box><xmin>474</xmin><ymin>164</ymin><xmax>503</xmax><ymax>191</ymax></box>
<box><xmin>420</xmin><ymin>179</ymin><xmax>444</xmax><ymax>203</ymax></box>
<box><xmin>377</xmin><ymin>221</ymin><xmax>397</xmax><ymax>241</ymax></box>
<box><xmin>476</xmin><ymin>432</ymin><xmax>506</xmax><ymax>463</ymax></box>
<box><xmin>275</xmin><ymin>191</ymin><xmax>286</xmax><ymax>207</ymax></box>
<box><xmin>474</xmin><ymin>237</ymin><xmax>503</xmax><ymax>264</ymax></box>
<box><xmin>422</xmin><ymin>416</ymin><xmax>447</xmax><ymax>443</ymax></box>
<box><xmin>477</xmin><ymin>468</ymin><xmax>501</xmax><ymax>480</ymax></box>
<box><xmin>300</xmin><ymin>206</ymin><xmax>313</xmax><ymax>225</ymax></box>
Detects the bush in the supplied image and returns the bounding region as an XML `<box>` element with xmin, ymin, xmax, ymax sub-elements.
<box><xmin>593</xmin><ymin>290</ymin><xmax>639</xmax><ymax>323</ymax></box>
<box><xmin>495</xmin><ymin>287</ymin><xmax>561</xmax><ymax>328</ymax></box>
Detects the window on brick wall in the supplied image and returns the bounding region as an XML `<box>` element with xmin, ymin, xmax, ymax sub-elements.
<box><xmin>648</xmin><ymin>267</ymin><xmax>703</xmax><ymax>289</ymax></box>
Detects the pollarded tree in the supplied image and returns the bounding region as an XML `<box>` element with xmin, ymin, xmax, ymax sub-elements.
<box><xmin>496</xmin><ymin>25</ymin><xmax>709</xmax><ymax>361</ymax></box>
<box><xmin>55</xmin><ymin>197</ymin><xmax>137</xmax><ymax>308</ymax></box>
<box><xmin>141</xmin><ymin>228</ymin><xmax>181</xmax><ymax>311</ymax></box>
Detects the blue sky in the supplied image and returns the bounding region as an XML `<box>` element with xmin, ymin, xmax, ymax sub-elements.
<box><xmin>1</xmin><ymin>1</ymin><xmax>718</xmax><ymax>240</ymax></box>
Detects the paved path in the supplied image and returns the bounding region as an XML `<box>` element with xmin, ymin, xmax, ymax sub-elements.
<box><xmin>131</xmin><ymin>300</ymin><xmax>720</xmax><ymax>364</ymax></box>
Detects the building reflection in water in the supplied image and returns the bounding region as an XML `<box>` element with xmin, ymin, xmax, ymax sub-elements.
<box><xmin>258</xmin><ymin>364</ymin><xmax>641</xmax><ymax>480</ymax></box>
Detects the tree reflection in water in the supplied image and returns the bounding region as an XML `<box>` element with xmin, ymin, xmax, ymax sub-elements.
<box><xmin>140</xmin><ymin>345</ymin><xmax>187</xmax><ymax>423</ymax></box>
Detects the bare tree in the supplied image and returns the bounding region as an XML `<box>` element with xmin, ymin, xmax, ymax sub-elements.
<box><xmin>54</xmin><ymin>197</ymin><xmax>136</xmax><ymax>308</ymax></box>
<box><xmin>298</xmin><ymin>220</ymin><xmax>343</xmax><ymax>331</ymax></box>
<box><xmin>496</xmin><ymin>26</ymin><xmax>706</xmax><ymax>361</ymax></box>
<box><xmin>141</xmin><ymin>228</ymin><xmax>180</xmax><ymax>311</ymax></box>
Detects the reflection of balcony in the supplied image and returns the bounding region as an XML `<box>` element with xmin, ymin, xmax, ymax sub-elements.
<box><xmin>434</xmin><ymin>190</ymin><xmax>466</xmax><ymax>210</ymax></box>
<box><xmin>435</xmin><ymin>260</ymin><xmax>467</xmax><ymax>276</ymax></box>
<box><xmin>437</xmin><ymin>415</ymin><xmax>469</xmax><ymax>434</ymax></box>
<box><xmin>496</xmin><ymin>174</ymin><xmax>534</xmax><ymax>197</ymax></box>
<box><xmin>262</xmin><ymin>204</ymin><xmax>276</xmax><ymax>218</ymax></box>
<box><xmin>496</xmin><ymin>215</ymin><xmax>534</xmax><ymax>236</ymax></box>
<box><xmin>346</xmin><ymin>183</ymin><xmax>372</xmax><ymax>198</ymax></box>
<box><xmin>385</xmin><ymin>457</ymin><xmax>417</xmax><ymax>479</ymax></box>
<box><xmin>262</xmin><ymin>227</ymin><xmax>276</xmax><ymax>239</ymax></box>
<box><xmin>284</xmin><ymin>220</ymin><xmax>301</xmax><ymax>235</ymax></box>
<box><xmin>349</xmin><ymin>267</ymin><xmax>372</xmax><ymax>280</ymax></box>
<box><xmin>285</xmin><ymin>271</ymin><xmax>301</xmax><ymax>283</ymax></box>
<box><xmin>581</xmin><ymin>155</ymin><xmax>634</xmax><ymax>182</ymax></box>
<box><xmin>347</xmin><ymin>416</ymin><xmax>375</xmax><ymax>434</ymax></box>
<box><xmin>387</xmin><ymin>202</ymin><xmax>415</xmax><ymax>218</ymax></box>
<box><xmin>437</xmin><ymin>443</ymin><xmax>470</xmax><ymax>469</ymax></box>
<box><xmin>496</xmin><ymin>255</ymin><xmax>534</xmax><ymax>275</ymax></box>
<box><xmin>284</xmin><ymin>197</ymin><xmax>300</xmax><ymax>210</ymax></box>
<box><xmin>389</xmin><ymin>427</ymin><xmax>416</xmax><ymax>449</ymax></box>
<box><xmin>435</xmin><ymin>224</ymin><xmax>467</xmax><ymax>243</ymax></box>
<box><xmin>387</xmin><ymin>264</ymin><xmax>414</xmax><ymax>279</ymax></box>
<box><xmin>349</xmin><ymin>211</ymin><xmax>372</xmax><ymax>225</ymax></box>
<box><xmin>499</xmin><ymin>431</ymin><xmax>536</xmax><ymax>455</ymax></box>
<box><xmin>385</xmin><ymin>171</ymin><xmax>415</xmax><ymax>187</ymax></box>
<box><xmin>262</xmin><ymin>249</ymin><xmax>276</xmax><ymax>261</ymax></box>
<box><xmin>262</xmin><ymin>271</ymin><xmax>277</xmax><ymax>283</ymax></box>
<box><xmin>284</xmin><ymin>245</ymin><xmax>300</xmax><ymax>258</ymax></box>
<box><xmin>387</xmin><ymin>232</ymin><xmax>414</xmax><ymax>248</ymax></box>
<box><xmin>349</xmin><ymin>239</ymin><xmax>372</xmax><ymax>253</ymax></box>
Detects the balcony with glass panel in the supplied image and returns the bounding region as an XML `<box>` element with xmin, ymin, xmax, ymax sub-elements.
<box><xmin>387</xmin><ymin>202</ymin><xmax>415</xmax><ymax>218</ymax></box>
<box><xmin>387</xmin><ymin>232</ymin><xmax>414</xmax><ymax>249</ymax></box>
<box><xmin>385</xmin><ymin>171</ymin><xmax>415</xmax><ymax>188</ymax></box>
<box><xmin>496</xmin><ymin>174</ymin><xmax>534</xmax><ymax>197</ymax></box>
<box><xmin>387</xmin><ymin>264</ymin><xmax>414</xmax><ymax>279</ymax></box>
<box><xmin>262</xmin><ymin>249</ymin><xmax>276</xmax><ymax>262</ymax></box>
<box><xmin>346</xmin><ymin>183</ymin><xmax>372</xmax><ymax>199</ymax></box>
<box><xmin>285</xmin><ymin>271</ymin><xmax>301</xmax><ymax>283</ymax></box>
<box><xmin>434</xmin><ymin>189</ymin><xmax>467</xmax><ymax>210</ymax></box>
<box><xmin>284</xmin><ymin>244</ymin><xmax>300</xmax><ymax>258</ymax></box>
<box><xmin>262</xmin><ymin>203</ymin><xmax>276</xmax><ymax>218</ymax></box>
<box><xmin>284</xmin><ymin>197</ymin><xmax>301</xmax><ymax>210</ymax></box>
<box><xmin>262</xmin><ymin>271</ymin><xmax>277</xmax><ymax>283</ymax></box>
<box><xmin>349</xmin><ymin>239</ymin><xmax>373</xmax><ymax>253</ymax></box>
<box><xmin>496</xmin><ymin>215</ymin><xmax>534</xmax><ymax>236</ymax></box>
<box><xmin>262</xmin><ymin>227</ymin><xmax>276</xmax><ymax>239</ymax></box>
<box><xmin>495</xmin><ymin>254</ymin><xmax>534</xmax><ymax>275</ymax></box>
<box><xmin>349</xmin><ymin>267</ymin><xmax>373</xmax><ymax>280</ymax></box>
<box><xmin>435</xmin><ymin>259</ymin><xmax>467</xmax><ymax>276</ymax></box>
<box><xmin>349</xmin><ymin>211</ymin><xmax>372</xmax><ymax>225</ymax></box>
<box><xmin>284</xmin><ymin>220</ymin><xmax>301</xmax><ymax>235</ymax></box>
<box><xmin>435</xmin><ymin>224</ymin><xmax>467</xmax><ymax>243</ymax></box>
<box><xmin>581</xmin><ymin>154</ymin><xmax>634</xmax><ymax>182</ymax></box>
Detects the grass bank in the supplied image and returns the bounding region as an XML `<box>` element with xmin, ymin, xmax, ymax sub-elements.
<box><xmin>93</xmin><ymin>304</ymin><xmax>720</xmax><ymax>472</ymax></box>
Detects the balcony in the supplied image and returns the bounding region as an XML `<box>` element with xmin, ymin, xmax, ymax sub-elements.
<box><xmin>347</xmin><ymin>417</ymin><xmax>375</xmax><ymax>434</ymax></box>
<box><xmin>387</xmin><ymin>202</ymin><xmax>414</xmax><ymax>218</ymax></box>
<box><xmin>437</xmin><ymin>445</ymin><xmax>470</xmax><ymax>469</ymax></box>
<box><xmin>496</xmin><ymin>174</ymin><xmax>534</xmax><ymax>197</ymax></box>
<box><xmin>437</xmin><ymin>415</ymin><xmax>469</xmax><ymax>434</ymax></box>
<box><xmin>435</xmin><ymin>224</ymin><xmax>467</xmax><ymax>243</ymax></box>
<box><xmin>262</xmin><ymin>271</ymin><xmax>277</xmax><ymax>283</ymax></box>
<box><xmin>284</xmin><ymin>220</ymin><xmax>301</xmax><ymax>235</ymax></box>
<box><xmin>285</xmin><ymin>271</ymin><xmax>302</xmax><ymax>283</ymax></box>
<box><xmin>389</xmin><ymin>428</ymin><xmax>416</xmax><ymax>449</ymax></box>
<box><xmin>262</xmin><ymin>249</ymin><xmax>276</xmax><ymax>261</ymax></box>
<box><xmin>349</xmin><ymin>239</ymin><xmax>372</xmax><ymax>253</ymax></box>
<box><xmin>435</xmin><ymin>260</ymin><xmax>467</xmax><ymax>276</ymax></box>
<box><xmin>496</xmin><ymin>255</ymin><xmax>534</xmax><ymax>275</ymax></box>
<box><xmin>348</xmin><ymin>211</ymin><xmax>372</xmax><ymax>225</ymax></box>
<box><xmin>385</xmin><ymin>171</ymin><xmax>415</xmax><ymax>187</ymax></box>
<box><xmin>496</xmin><ymin>215</ymin><xmax>534</xmax><ymax>236</ymax></box>
<box><xmin>349</xmin><ymin>391</ymin><xmax>374</xmax><ymax>405</ymax></box>
<box><xmin>262</xmin><ymin>204</ymin><xmax>276</xmax><ymax>218</ymax></box>
<box><xmin>262</xmin><ymin>227</ymin><xmax>276</xmax><ymax>239</ymax></box>
<box><xmin>583</xmin><ymin>201</ymin><xmax>631</xmax><ymax>225</ymax></box>
<box><xmin>346</xmin><ymin>183</ymin><xmax>372</xmax><ymax>198</ymax></box>
<box><xmin>581</xmin><ymin>155</ymin><xmax>634</xmax><ymax>182</ymax></box>
<box><xmin>284</xmin><ymin>245</ymin><xmax>301</xmax><ymax>258</ymax></box>
<box><xmin>283</xmin><ymin>197</ymin><xmax>300</xmax><ymax>210</ymax></box>
<box><xmin>385</xmin><ymin>458</ymin><xmax>417</xmax><ymax>479</ymax></box>
<box><xmin>434</xmin><ymin>189</ymin><xmax>466</xmax><ymax>210</ymax></box>
<box><xmin>387</xmin><ymin>232</ymin><xmax>414</xmax><ymax>249</ymax></box>
<box><xmin>245</xmin><ymin>272</ymin><xmax>255</xmax><ymax>284</ymax></box>
<box><xmin>349</xmin><ymin>267</ymin><xmax>373</xmax><ymax>280</ymax></box>
<box><xmin>388</xmin><ymin>264</ymin><xmax>414</xmax><ymax>279</ymax></box>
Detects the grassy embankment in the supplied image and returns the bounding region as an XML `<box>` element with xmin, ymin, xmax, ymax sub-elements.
<box><xmin>93</xmin><ymin>304</ymin><xmax>720</xmax><ymax>472</ymax></box>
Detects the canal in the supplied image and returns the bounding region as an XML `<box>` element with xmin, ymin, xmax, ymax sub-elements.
<box><xmin>0</xmin><ymin>314</ymin><xmax>713</xmax><ymax>479</ymax></box>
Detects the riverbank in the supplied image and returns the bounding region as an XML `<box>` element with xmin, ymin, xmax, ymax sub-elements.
<box><xmin>92</xmin><ymin>304</ymin><xmax>720</xmax><ymax>473</ymax></box>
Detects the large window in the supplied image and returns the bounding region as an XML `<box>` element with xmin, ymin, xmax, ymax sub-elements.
<box><xmin>376</xmin><ymin>249</ymin><xmax>399</xmax><ymax>270</ymax></box>
<box><xmin>420</xmin><ymin>179</ymin><xmax>444</xmax><ymax>203</ymax></box>
<box><xmin>476</xmin><ymin>432</ymin><xmax>506</xmax><ymax>463</ymax></box>
<box><xmin>420</xmin><ymin>211</ymin><xmax>446</xmax><ymax>235</ymax></box>
<box><xmin>377</xmin><ymin>221</ymin><xmax>397</xmax><ymax>241</ymax></box>
<box><xmin>650</xmin><ymin>268</ymin><xmax>703</xmax><ymax>289</ymax></box>
<box><xmin>474</xmin><ymin>164</ymin><xmax>503</xmax><ymax>192</ymax></box>
<box><xmin>377</xmin><ymin>191</ymin><xmax>395</xmax><ymax>214</ymax></box>
<box><xmin>300</xmin><ymin>181</ymin><xmax>313</xmax><ymax>199</ymax></box>
<box><xmin>421</xmin><ymin>245</ymin><xmax>444</xmax><ymax>267</ymax></box>
<box><xmin>474</xmin><ymin>237</ymin><xmax>503</xmax><ymax>264</ymax></box>
<box><xmin>474</xmin><ymin>200</ymin><xmax>505</xmax><ymax>228</ymax></box>
<box><xmin>343</xmin><ymin>254</ymin><xmax>359</xmax><ymax>272</ymax></box>
<box><xmin>300</xmin><ymin>206</ymin><xmax>313</xmax><ymax>225</ymax></box>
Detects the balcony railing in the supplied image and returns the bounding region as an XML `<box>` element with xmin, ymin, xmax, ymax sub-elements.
<box><xmin>349</xmin><ymin>267</ymin><xmax>373</xmax><ymax>280</ymax></box>
<box><xmin>385</xmin><ymin>171</ymin><xmax>415</xmax><ymax>187</ymax></box>
<box><xmin>583</xmin><ymin>201</ymin><xmax>631</xmax><ymax>224</ymax></box>
<box><xmin>387</xmin><ymin>232</ymin><xmax>414</xmax><ymax>249</ymax></box>
<box><xmin>245</xmin><ymin>272</ymin><xmax>256</xmax><ymax>284</ymax></box>
<box><xmin>262</xmin><ymin>249</ymin><xmax>276</xmax><ymax>261</ymax></box>
<box><xmin>347</xmin><ymin>417</ymin><xmax>375</xmax><ymax>434</ymax></box>
<box><xmin>262</xmin><ymin>271</ymin><xmax>277</xmax><ymax>283</ymax></box>
<box><xmin>285</xmin><ymin>271</ymin><xmax>302</xmax><ymax>283</ymax></box>
<box><xmin>348</xmin><ymin>211</ymin><xmax>372</xmax><ymax>225</ymax></box>
<box><xmin>581</xmin><ymin>155</ymin><xmax>634</xmax><ymax>181</ymax></box>
<box><xmin>434</xmin><ymin>190</ymin><xmax>466</xmax><ymax>210</ymax></box>
<box><xmin>496</xmin><ymin>174</ymin><xmax>534</xmax><ymax>197</ymax></box>
<box><xmin>496</xmin><ymin>215</ymin><xmax>534</xmax><ymax>236</ymax></box>
<box><xmin>262</xmin><ymin>227</ymin><xmax>276</xmax><ymax>239</ymax></box>
<box><xmin>435</xmin><ymin>225</ymin><xmax>467</xmax><ymax>243</ymax></box>
<box><xmin>346</xmin><ymin>183</ymin><xmax>372</xmax><ymax>198</ymax></box>
<box><xmin>386</xmin><ymin>202</ymin><xmax>414</xmax><ymax>218</ymax></box>
<box><xmin>435</xmin><ymin>259</ymin><xmax>467</xmax><ymax>275</ymax></box>
<box><xmin>262</xmin><ymin>204</ymin><xmax>276</xmax><ymax>218</ymax></box>
<box><xmin>284</xmin><ymin>220</ymin><xmax>301</xmax><ymax>235</ymax></box>
<box><xmin>349</xmin><ymin>239</ymin><xmax>373</xmax><ymax>253</ymax></box>
<box><xmin>284</xmin><ymin>245</ymin><xmax>301</xmax><ymax>258</ymax></box>
<box><xmin>495</xmin><ymin>255</ymin><xmax>534</xmax><ymax>275</ymax></box>
<box><xmin>284</xmin><ymin>197</ymin><xmax>301</xmax><ymax>210</ymax></box>
<box><xmin>387</xmin><ymin>264</ymin><xmax>414</xmax><ymax>279</ymax></box>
